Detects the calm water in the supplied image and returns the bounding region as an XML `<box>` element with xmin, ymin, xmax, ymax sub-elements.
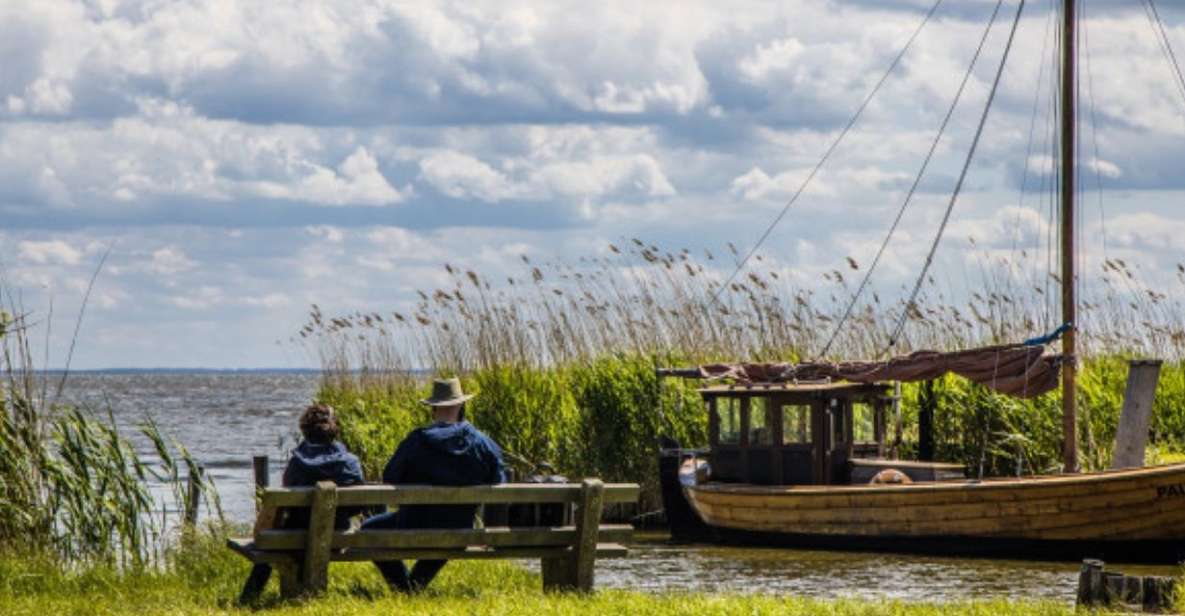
<box><xmin>58</xmin><ymin>371</ymin><xmax>1178</xmax><ymax>602</ymax></box>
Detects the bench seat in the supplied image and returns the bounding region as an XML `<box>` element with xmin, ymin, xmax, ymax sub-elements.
<box><xmin>227</xmin><ymin>537</ymin><xmax>630</xmax><ymax>563</ymax></box>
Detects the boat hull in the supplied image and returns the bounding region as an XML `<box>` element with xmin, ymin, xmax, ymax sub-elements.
<box><xmin>681</xmin><ymin>462</ymin><xmax>1185</xmax><ymax>563</ymax></box>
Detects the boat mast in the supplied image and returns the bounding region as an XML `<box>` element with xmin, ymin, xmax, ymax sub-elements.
<box><xmin>1060</xmin><ymin>0</ymin><xmax>1078</xmax><ymax>473</ymax></box>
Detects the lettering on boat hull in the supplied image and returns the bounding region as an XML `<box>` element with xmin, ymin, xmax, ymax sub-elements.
<box><xmin>1155</xmin><ymin>483</ymin><xmax>1185</xmax><ymax>499</ymax></box>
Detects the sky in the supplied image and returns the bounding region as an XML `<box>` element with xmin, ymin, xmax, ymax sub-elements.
<box><xmin>3</xmin><ymin>0</ymin><xmax>1185</xmax><ymax>369</ymax></box>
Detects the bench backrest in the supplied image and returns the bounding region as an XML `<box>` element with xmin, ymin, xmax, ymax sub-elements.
<box><xmin>260</xmin><ymin>481</ymin><xmax>640</xmax><ymax>509</ymax></box>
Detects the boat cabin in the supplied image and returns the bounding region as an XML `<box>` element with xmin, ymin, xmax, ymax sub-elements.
<box><xmin>700</xmin><ymin>381</ymin><xmax>962</xmax><ymax>486</ymax></box>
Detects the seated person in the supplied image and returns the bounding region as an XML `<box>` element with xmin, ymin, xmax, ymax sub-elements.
<box><xmin>280</xmin><ymin>403</ymin><xmax>366</xmax><ymax>528</ymax></box>
<box><xmin>362</xmin><ymin>378</ymin><xmax>505</xmax><ymax>593</ymax></box>
<box><xmin>240</xmin><ymin>404</ymin><xmax>364</xmax><ymax>602</ymax></box>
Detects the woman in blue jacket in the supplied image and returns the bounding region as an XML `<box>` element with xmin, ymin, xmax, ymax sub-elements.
<box><xmin>239</xmin><ymin>404</ymin><xmax>365</xmax><ymax>603</ymax></box>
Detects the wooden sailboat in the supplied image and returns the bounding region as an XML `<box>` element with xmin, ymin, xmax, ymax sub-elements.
<box><xmin>657</xmin><ymin>0</ymin><xmax>1185</xmax><ymax>563</ymax></box>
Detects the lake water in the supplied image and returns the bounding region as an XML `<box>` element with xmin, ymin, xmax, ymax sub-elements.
<box><xmin>57</xmin><ymin>371</ymin><xmax>1178</xmax><ymax>602</ymax></box>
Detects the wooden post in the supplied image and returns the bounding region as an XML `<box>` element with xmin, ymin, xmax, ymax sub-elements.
<box><xmin>1102</xmin><ymin>572</ymin><xmax>1124</xmax><ymax>605</ymax></box>
<box><xmin>1076</xmin><ymin>559</ymin><xmax>1104</xmax><ymax>607</ymax></box>
<box><xmin>1122</xmin><ymin>575</ymin><xmax>1144</xmax><ymax>606</ymax></box>
<box><xmin>185</xmin><ymin>466</ymin><xmax>204</xmax><ymax>526</ymax></box>
<box><xmin>302</xmin><ymin>480</ymin><xmax>338</xmax><ymax>595</ymax></box>
<box><xmin>1143</xmin><ymin>577</ymin><xmax>1160</xmax><ymax>612</ymax></box>
<box><xmin>253</xmin><ymin>456</ymin><xmax>269</xmax><ymax>514</ymax></box>
<box><xmin>253</xmin><ymin>455</ymin><xmax>270</xmax><ymax>488</ymax></box>
<box><xmin>1111</xmin><ymin>360</ymin><xmax>1162</xmax><ymax>469</ymax></box>
<box><xmin>1143</xmin><ymin>576</ymin><xmax>1176</xmax><ymax>612</ymax></box>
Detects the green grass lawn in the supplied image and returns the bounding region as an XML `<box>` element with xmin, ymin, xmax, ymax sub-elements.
<box><xmin>0</xmin><ymin>535</ymin><xmax>1086</xmax><ymax>616</ymax></box>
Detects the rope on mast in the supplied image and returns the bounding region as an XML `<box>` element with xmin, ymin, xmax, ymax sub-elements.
<box><xmin>819</xmin><ymin>0</ymin><xmax>1009</xmax><ymax>358</ymax></box>
<box><xmin>1081</xmin><ymin>0</ymin><xmax>1108</xmax><ymax>263</ymax></box>
<box><xmin>887</xmin><ymin>0</ymin><xmax>1029</xmax><ymax>352</ymax></box>
<box><xmin>1009</xmin><ymin>0</ymin><xmax>1058</xmax><ymax>267</ymax></box>
<box><xmin>1142</xmin><ymin>0</ymin><xmax>1185</xmax><ymax>112</ymax></box>
<box><xmin>709</xmin><ymin>0</ymin><xmax>947</xmax><ymax>307</ymax></box>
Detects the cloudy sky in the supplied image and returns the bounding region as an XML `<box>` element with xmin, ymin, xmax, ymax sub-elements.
<box><xmin>3</xmin><ymin>0</ymin><xmax>1185</xmax><ymax>369</ymax></box>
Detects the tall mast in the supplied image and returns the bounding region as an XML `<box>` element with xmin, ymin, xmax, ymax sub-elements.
<box><xmin>1060</xmin><ymin>0</ymin><xmax>1078</xmax><ymax>473</ymax></box>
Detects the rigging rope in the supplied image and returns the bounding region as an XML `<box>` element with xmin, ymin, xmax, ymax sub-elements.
<box><xmin>887</xmin><ymin>0</ymin><xmax>1028</xmax><ymax>352</ymax></box>
<box><xmin>1143</xmin><ymin>0</ymin><xmax>1185</xmax><ymax>113</ymax></box>
<box><xmin>1009</xmin><ymin>0</ymin><xmax>1057</xmax><ymax>266</ymax></box>
<box><xmin>709</xmin><ymin>0</ymin><xmax>947</xmax><ymax>307</ymax></box>
<box><xmin>819</xmin><ymin>0</ymin><xmax>1009</xmax><ymax>358</ymax></box>
<box><xmin>1082</xmin><ymin>0</ymin><xmax>1108</xmax><ymax>263</ymax></box>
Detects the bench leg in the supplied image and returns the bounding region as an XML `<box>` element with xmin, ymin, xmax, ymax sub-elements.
<box><xmin>237</xmin><ymin>563</ymin><xmax>272</xmax><ymax>604</ymax></box>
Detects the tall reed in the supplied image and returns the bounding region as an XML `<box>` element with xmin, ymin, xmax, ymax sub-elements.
<box><xmin>303</xmin><ymin>241</ymin><xmax>1185</xmax><ymax>505</ymax></box>
<box><xmin>0</xmin><ymin>294</ymin><xmax>219</xmax><ymax>567</ymax></box>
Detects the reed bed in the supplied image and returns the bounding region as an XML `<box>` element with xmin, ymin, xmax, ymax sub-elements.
<box><xmin>303</xmin><ymin>241</ymin><xmax>1185</xmax><ymax>506</ymax></box>
<box><xmin>0</xmin><ymin>295</ymin><xmax>220</xmax><ymax>568</ymax></box>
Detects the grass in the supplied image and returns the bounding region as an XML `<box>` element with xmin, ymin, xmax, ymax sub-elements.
<box><xmin>0</xmin><ymin>534</ymin><xmax>1082</xmax><ymax>616</ymax></box>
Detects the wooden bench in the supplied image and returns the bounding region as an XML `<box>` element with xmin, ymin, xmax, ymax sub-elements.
<box><xmin>226</xmin><ymin>478</ymin><xmax>639</xmax><ymax>599</ymax></box>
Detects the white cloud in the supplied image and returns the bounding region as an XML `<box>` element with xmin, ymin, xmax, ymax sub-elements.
<box><xmin>168</xmin><ymin>286</ymin><xmax>224</xmax><ymax>310</ymax></box>
<box><xmin>305</xmin><ymin>225</ymin><xmax>345</xmax><ymax>243</ymax></box>
<box><xmin>148</xmin><ymin>246</ymin><xmax>196</xmax><ymax>274</ymax></box>
<box><xmin>243</xmin><ymin>292</ymin><xmax>290</xmax><ymax>308</ymax></box>
<box><xmin>18</xmin><ymin>240</ymin><xmax>82</xmax><ymax>265</ymax></box>
<box><xmin>418</xmin><ymin>150</ymin><xmax>516</xmax><ymax>202</ymax></box>
<box><xmin>252</xmin><ymin>146</ymin><xmax>408</xmax><ymax>206</ymax></box>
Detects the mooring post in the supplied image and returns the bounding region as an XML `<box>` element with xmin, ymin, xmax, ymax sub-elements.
<box><xmin>252</xmin><ymin>455</ymin><xmax>269</xmax><ymax>513</ymax></box>
<box><xmin>1076</xmin><ymin>559</ymin><xmax>1104</xmax><ymax>607</ymax></box>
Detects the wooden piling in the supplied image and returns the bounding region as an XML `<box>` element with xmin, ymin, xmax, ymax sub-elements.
<box><xmin>253</xmin><ymin>455</ymin><xmax>269</xmax><ymax>488</ymax></box>
<box><xmin>1076</xmin><ymin>559</ymin><xmax>1176</xmax><ymax>613</ymax></box>
<box><xmin>1112</xmin><ymin>360</ymin><xmax>1163</xmax><ymax>469</ymax></box>
<box><xmin>1077</xmin><ymin>559</ymin><xmax>1104</xmax><ymax>606</ymax></box>
<box><xmin>252</xmin><ymin>455</ymin><xmax>269</xmax><ymax>514</ymax></box>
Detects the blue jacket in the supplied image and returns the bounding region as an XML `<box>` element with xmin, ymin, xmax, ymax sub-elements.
<box><xmin>382</xmin><ymin>421</ymin><xmax>505</xmax><ymax>528</ymax></box>
<box><xmin>282</xmin><ymin>440</ymin><xmax>366</xmax><ymax>528</ymax></box>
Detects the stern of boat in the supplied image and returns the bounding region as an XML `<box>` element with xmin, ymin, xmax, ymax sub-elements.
<box><xmin>658</xmin><ymin>443</ymin><xmax>713</xmax><ymax>541</ymax></box>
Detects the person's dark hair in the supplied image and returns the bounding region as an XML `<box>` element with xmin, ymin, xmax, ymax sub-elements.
<box><xmin>300</xmin><ymin>404</ymin><xmax>340</xmax><ymax>444</ymax></box>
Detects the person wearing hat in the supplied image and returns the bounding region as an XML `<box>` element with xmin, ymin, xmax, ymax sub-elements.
<box><xmin>361</xmin><ymin>377</ymin><xmax>506</xmax><ymax>593</ymax></box>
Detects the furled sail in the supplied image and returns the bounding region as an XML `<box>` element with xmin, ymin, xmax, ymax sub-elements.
<box><xmin>695</xmin><ymin>341</ymin><xmax>1066</xmax><ymax>400</ymax></box>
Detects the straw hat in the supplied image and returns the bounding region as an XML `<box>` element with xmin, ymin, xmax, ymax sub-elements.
<box><xmin>421</xmin><ymin>377</ymin><xmax>475</xmax><ymax>406</ymax></box>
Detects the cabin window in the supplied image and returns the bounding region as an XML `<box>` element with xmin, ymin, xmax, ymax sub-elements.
<box><xmin>749</xmin><ymin>397</ymin><xmax>775</xmax><ymax>446</ymax></box>
<box><xmin>852</xmin><ymin>402</ymin><xmax>876</xmax><ymax>443</ymax></box>
<box><xmin>781</xmin><ymin>404</ymin><xmax>811</xmax><ymax>445</ymax></box>
<box><xmin>718</xmin><ymin>397</ymin><xmax>741</xmax><ymax>445</ymax></box>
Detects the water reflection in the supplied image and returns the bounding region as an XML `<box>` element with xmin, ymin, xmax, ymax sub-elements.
<box><xmin>577</xmin><ymin>534</ymin><xmax>1178</xmax><ymax>601</ymax></box>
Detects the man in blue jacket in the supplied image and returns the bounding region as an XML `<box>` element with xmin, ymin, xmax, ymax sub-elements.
<box><xmin>362</xmin><ymin>377</ymin><xmax>506</xmax><ymax>593</ymax></box>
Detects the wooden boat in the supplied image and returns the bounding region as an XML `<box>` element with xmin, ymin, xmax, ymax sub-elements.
<box><xmin>653</xmin><ymin>0</ymin><xmax>1185</xmax><ymax>563</ymax></box>
<box><xmin>687</xmin><ymin>464</ymin><xmax>1185</xmax><ymax>544</ymax></box>
<box><xmin>659</xmin><ymin>381</ymin><xmax>1185</xmax><ymax>562</ymax></box>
